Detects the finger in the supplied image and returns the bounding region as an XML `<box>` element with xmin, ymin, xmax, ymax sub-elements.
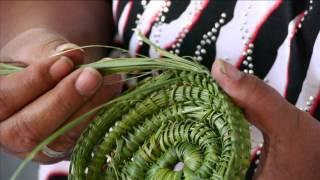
<box><xmin>0</xmin><ymin>28</ymin><xmax>84</xmax><ymax>65</ymax></box>
<box><xmin>12</xmin><ymin>75</ymin><xmax>122</xmax><ymax>164</ymax></box>
<box><xmin>0</xmin><ymin>67</ymin><xmax>102</xmax><ymax>153</ymax></box>
<box><xmin>211</xmin><ymin>59</ymin><xmax>300</xmax><ymax>139</ymax></box>
<box><xmin>0</xmin><ymin>56</ymin><xmax>74</xmax><ymax>121</ymax></box>
<box><xmin>49</xmin><ymin>74</ymin><xmax>123</xmax><ymax>151</ymax></box>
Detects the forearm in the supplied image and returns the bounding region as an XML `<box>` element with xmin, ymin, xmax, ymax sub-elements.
<box><xmin>0</xmin><ymin>0</ymin><xmax>113</xmax><ymax>59</ymax></box>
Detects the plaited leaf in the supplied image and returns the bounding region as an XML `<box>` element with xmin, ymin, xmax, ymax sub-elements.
<box><xmin>70</xmin><ymin>69</ymin><xmax>250</xmax><ymax>180</ymax></box>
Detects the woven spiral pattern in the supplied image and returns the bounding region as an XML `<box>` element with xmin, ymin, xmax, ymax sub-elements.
<box><xmin>70</xmin><ymin>70</ymin><xmax>250</xmax><ymax>180</ymax></box>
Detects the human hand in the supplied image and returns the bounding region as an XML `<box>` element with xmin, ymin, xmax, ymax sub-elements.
<box><xmin>0</xmin><ymin>28</ymin><xmax>122</xmax><ymax>163</ymax></box>
<box><xmin>211</xmin><ymin>60</ymin><xmax>320</xmax><ymax>180</ymax></box>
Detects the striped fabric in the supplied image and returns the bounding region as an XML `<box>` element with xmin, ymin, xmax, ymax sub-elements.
<box><xmin>113</xmin><ymin>0</ymin><xmax>320</xmax><ymax>120</ymax></box>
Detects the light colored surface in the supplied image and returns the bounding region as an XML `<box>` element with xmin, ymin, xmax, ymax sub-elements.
<box><xmin>0</xmin><ymin>150</ymin><xmax>38</xmax><ymax>180</ymax></box>
<box><xmin>250</xmin><ymin>124</ymin><xmax>264</xmax><ymax>149</ymax></box>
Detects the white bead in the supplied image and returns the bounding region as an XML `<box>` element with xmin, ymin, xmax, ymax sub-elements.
<box><xmin>309</xmin><ymin>6</ymin><xmax>313</xmax><ymax>10</ymax></box>
<box><xmin>207</xmin><ymin>31</ymin><xmax>213</xmax><ymax>36</ymax></box>
<box><xmin>178</xmin><ymin>38</ymin><xmax>183</xmax><ymax>43</ymax></box>
<box><xmin>163</xmin><ymin>7</ymin><xmax>169</xmax><ymax>13</ymax></box>
<box><xmin>244</xmin><ymin>69</ymin><xmax>249</xmax><ymax>73</ymax></box>
<box><xmin>172</xmin><ymin>44</ymin><xmax>176</xmax><ymax>48</ymax></box>
<box><xmin>243</xmin><ymin>39</ymin><xmax>249</xmax><ymax>45</ymax></box>
<box><xmin>138</xmin><ymin>41</ymin><xmax>143</xmax><ymax>46</ymax></box>
<box><xmin>259</xmin><ymin>143</ymin><xmax>263</xmax><ymax>148</ymax></box>
<box><xmin>195</xmin><ymin>51</ymin><xmax>200</xmax><ymax>55</ymax></box>
<box><xmin>247</xmin><ymin>49</ymin><xmax>253</xmax><ymax>54</ymax></box>
<box><xmin>211</xmin><ymin>36</ymin><xmax>217</xmax><ymax>41</ymax></box>
<box><xmin>200</xmin><ymin>40</ymin><xmax>206</xmax><ymax>45</ymax></box>
<box><xmin>211</xmin><ymin>28</ymin><xmax>217</xmax><ymax>33</ymax></box>
<box><xmin>249</xmin><ymin>43</ymin><xmax>254</xmax><ymax>48</ymax></box>
<box><xmin>309</xmin><ymin>96</ymin><xmax>315</xmax><ymax>101</ymax></box>
<box><xmin>166</xmin><ymin>1</ymin><xmax>172</xmax><ymax>6</ymax></box>
<box><xmin>203</xmin><ymin>34</ymin><xmax>208</xmax><ymax>39</ymax></box>
<box><xmin>307</xmin><ymin>101</ymin><xmax>312</xmax><ymax>106</ymax></box>
<box><xmin>242</xmin><ymin>52</ymin><xmax>247</xmax><ymax>56</ymax></box>
<box><xmin>186</xmin><ymin>21</ymin><xmax>192</xmax><ymax>27</ymax></box>
<box><xmin>197</xmin><ymin>56</ymin><xmax>203</xmax><ymax>61</ymax></box>
<box><xmin>248</xmin><ymin>63</ymin><xmax>254</xmax><ymax>68</ymax></box>
<box><xmin>201</xmin><ymin>49</ymin><xmax>207</xmax><ymax>54</ymax></box>
<box><xmin>141</xmin><ymin>0</ymin><xmax>147</xmax><ymax>6</ymax></box>
<box><xmin>197</xmin><ymin>45</ymin><xmax>201</xmax><ymax>49</ymax></box>
<box><xmin>255</xmin><ymin>159</ymin><xmax>260</xmax><ymax>165</ymax></box>
<box><xmin>169</xmin><ymin>50</ymin><xmax>174</xmax><ymax>53</ymax></box>
<box><xmin>298</xmin><ymin>23</ymin><xmax>302</xmax><ymax>28</ymax></box>
<box><xmin>256</xmin><ymin>150</ymin><xmax>261</xmax><ymax>155</ymax></box>
<box><xmin>247</xmin><ymin>56</ymin><xmax>253</xmax><ymax>61</ymax></box>
<box><xmin>249</xmin><ymin>70</ymin><xmax>254</xmax><ymax>74</ymax></box>
<box><xmin>243</xmin><ymin>60</ymin><xmax>248</xmax><ymax>65</ymax></box>
<box><xmin>221</xmin><ymin>12</ymin><xmax>227</xmax><ymax>18</ymax></box>
<box><xmin>176</xmin><ymin>43</ymin><xmax>181</xmax><ymax>48</ymax></box>
<box><xmin>206</xmin><ymin>39</ymin><xmax>212</xmax><ymax>44</ymax></box>
<box><xmin>137</xmin><ymin>14</ymin><xmax>142</xmax><ymax>19</ymax></box>
<box><xmin>219</xmin><ymin>19</ymin><xmax>225</xmax><ymax>24</ymax></box>
<box><xmin>161</xmin><ymin>16</ymin><xmax>166</xmax><ymax>22</ymax></box>
<box><xmin>215</xmin><ymin>22</ymin><xmax>220</xmax><ymax>28</ymax></box>
<box><xmin>175</xmin><ymin>49</ymin><xmax>180</xmax><ymax>54</ymax></box>
<box><xmin>304</xmin><ymin>11</ymin><xmax>309</xmax><ymax>15</ymax></box>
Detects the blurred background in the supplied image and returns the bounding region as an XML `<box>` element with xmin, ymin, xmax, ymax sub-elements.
<box><xmin>0</xmin><ymin>150</ymin><xmax>38</xmax><ymax>180</ymax></box>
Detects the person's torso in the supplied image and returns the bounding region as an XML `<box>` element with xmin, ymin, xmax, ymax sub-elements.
<box><xmin>112</xmin><ymin>0</ymin><xmax>320</xmax><ymax>120</ymax></box>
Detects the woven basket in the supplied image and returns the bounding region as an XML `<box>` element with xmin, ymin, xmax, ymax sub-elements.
<box><xmin>70</xmin><ymin>68</ymin><xmax>250</xmax><ymax>180</ymax></box>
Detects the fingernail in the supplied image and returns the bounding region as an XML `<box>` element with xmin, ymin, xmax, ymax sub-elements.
<box><xmin>75</xmin><ymin>68</ymin><xmax>102</xmax><ymax>96</ymax></box>
<box><xmin>217</xmin><ymin>59</ymin><xmax>243</xmax><ymax>81</ymax></box>
<box><xmin>50</xmin><ymin>56</ymin><xmax>74</xmax><ymax>81</ymax></box>
<box><xmin>56</xmin><ymin>43</ymin><xmax>84</xmax><ymax>54</ymax></box>
<box><xmin>50</xmin><ymin>43</ymin><xmax>84</xmax><ymax>58</ymax></box>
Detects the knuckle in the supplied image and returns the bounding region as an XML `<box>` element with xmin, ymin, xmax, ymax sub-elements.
<box><xmin>0</xmin><ymin>92</ymin><xmax>11</xmax><ymax>120</ymax></box>
<box><xmin>60</xmin><ymin>131</ymin><xmax>79</xmax><ymax>146</ymax></box>
<box><xmin>0</xmin><ymin>118</ymin><xmax>40</xmax><ymax>153</ymax></box>
<box><xmin>15</xmin><ymin>116</ymin><xmax>41</xmax><ymax>149</ymax></box>
<box><xmin>240</xmin><ymin>75</ymin><xmax>261</xmax><ymax>102</ymax></box>
<box><xmin>27</xmin><ymin>64</ymin><xmax>50</xmax><ymax>85</ymax></box>
<box><xmin>54</xmin><ymin>92</ymin><xmax>75</xmax><ymax>113</ymax></box>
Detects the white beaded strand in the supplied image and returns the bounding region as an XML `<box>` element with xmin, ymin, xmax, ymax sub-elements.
<box><xmin>170</xmin><ymin>1</ymin><xmax>206</xmax><ymax>55</ymax></box>
<box><xmin>193</xmin><ymin>12</ymin><xmax>227</xmax><ymax>62</ymax></box>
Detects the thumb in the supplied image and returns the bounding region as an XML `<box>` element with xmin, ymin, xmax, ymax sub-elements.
<box><xmin>0</xmin><ymin>28</ymin><xmax>84</xmax><ymax>65</ymax></box>
<box><xmin>211</xmin><ymin>59</ymin><xmax>300</xmax><ymax>140</ymax></box>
